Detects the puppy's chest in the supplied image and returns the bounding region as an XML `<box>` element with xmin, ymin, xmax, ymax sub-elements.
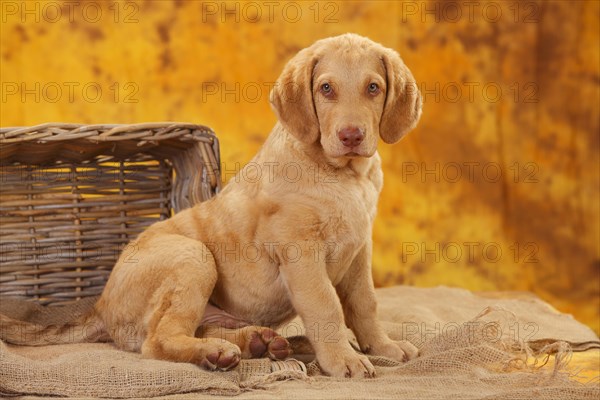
<box><xmin>315</xmin><ymin>180</ymin><xmax>378</xmax><ymax>279</ymax></box>
<box><xmin>319</xmin><ymin>197</ymin><xmax>375</xmax><ymax>243</ymax></box>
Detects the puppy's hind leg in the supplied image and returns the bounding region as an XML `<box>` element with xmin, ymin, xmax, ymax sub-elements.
<box><xmin>140</xmin><ymin>237</ymin><xmax>241</xmax><ymax>371</ymax></box>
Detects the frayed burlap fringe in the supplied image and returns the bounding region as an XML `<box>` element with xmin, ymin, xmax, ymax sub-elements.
<box><xmin>298</xmin><ymin>307</ymin><xmax>598</xmax><ymax>400</ymax></box>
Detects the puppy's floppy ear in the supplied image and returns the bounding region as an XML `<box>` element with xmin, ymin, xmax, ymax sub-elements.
<box><xmin>379</xmin><ymin>49</ymin><xmax>422</xmax><ymax>144</ymax></box>
<box><xmin>270</xmin><ymin>48</ymin><xmax>320</xmax><ymax>144</ymax></box>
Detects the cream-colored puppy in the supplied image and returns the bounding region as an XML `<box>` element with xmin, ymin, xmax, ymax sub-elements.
<box><xmin>1</xmin><ymin>33</ymin><xmax>422</xmax><ymax>378</ymax></box>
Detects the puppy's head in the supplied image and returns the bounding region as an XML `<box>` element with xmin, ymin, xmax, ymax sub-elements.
<box><xmin>270</xmin><ymin>34</ymin><xmax>422</xmax><ymax>160</ymax></box>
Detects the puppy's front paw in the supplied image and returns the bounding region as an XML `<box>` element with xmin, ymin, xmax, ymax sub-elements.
<box><xmin>318</xmin><ymin>348</ymin><xmax>376</xmax><ymax>378</ymax></box>
<box><xmin>370</xmin><ymin>339</ymin><xmax>419</xmax><ymax>362</ymax></box>
<box><xmin>395</xmin><ymin>340</ymin><xmax>419</xmax><ymax>360</ymax></box>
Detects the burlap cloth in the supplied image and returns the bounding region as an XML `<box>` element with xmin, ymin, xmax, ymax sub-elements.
<box><xmin>1</xmin><ymin>285</ymin><xmax>599</xmax><ymax>399</ymax></box>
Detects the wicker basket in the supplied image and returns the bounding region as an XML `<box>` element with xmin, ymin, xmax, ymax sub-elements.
<box><xmin>0</xmin><ymin>123</ymin><xmax>221</xmax><ymax>306</ymax></box>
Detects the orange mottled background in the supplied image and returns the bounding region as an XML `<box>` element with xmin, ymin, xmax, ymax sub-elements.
<box><xmin>1</xmin><ymin>1</ymin><xmax>598</xmax><ymax>333</ymax></box>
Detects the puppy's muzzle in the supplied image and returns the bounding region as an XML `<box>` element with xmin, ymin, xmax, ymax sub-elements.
<box><xmin>337</xmin><ymin>126</ymin><xmax>365</xmax><ymax>148</ymax></box>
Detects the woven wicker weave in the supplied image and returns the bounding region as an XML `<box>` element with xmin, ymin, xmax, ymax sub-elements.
<box><xmin>0</xmin><ymin>123</ymin><xmax>221</xmax><ymax>305</ymax></box>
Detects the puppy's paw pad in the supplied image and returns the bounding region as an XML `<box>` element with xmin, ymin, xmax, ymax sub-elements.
<box><xmin>248</xmin><ymin>332</ymin><xmax>268</xmax><ymax>358</ymax></box>
<box><xmin>267</xmin><ymin>336</ymin><xmax>292</xmax><ymax>360</ymax></box>
<box><xmin>201</xmin><ymin>348</ymin><xmax>241</xmax><ymax>371</ymax></box>
<box><xmin>248</xmin><ymin>328</ymin><xmax>291</xmax><ymax>360</ymax></box>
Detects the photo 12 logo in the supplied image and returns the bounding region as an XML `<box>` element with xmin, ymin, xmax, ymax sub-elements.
<box><xmin>400</xmin><ymin>1</ymin><xmax>540</xmax><ymax>23</ymax></box>
<box><xmin>401</xmin><ymin>319</ymin><xmax>539</xmax><ymax>347</ymax></box>
<box><xmin>1</xmin><ymin>82</ymin><xmax>139</xmax><ymax>104</ymax></box>
<box><xmin>401</xmin><ymin>242</ymin><xmax>539</xmax><ymax>264</ymax></box>
<box><xmin>221</xmin><ymin>161</ymin><xmax>339</xmax><ymax>185</ymax></box>
<box><xmin>200</xmin><ymin>240</ymin><xmax>340</xmax><ymax>265</ymax></box>
<box><xmin>200</xmin><ymin>1</ymin><xmax>339</xmax><ymax>24</ymax></box>
<box><xmin>1</xmin><ymin>1</ymin><xmax>139</xmax><ymax>24</ymax></box>
<box><xmin>418</xmin><ymin>81</ymin><xmax>539</xmax><ymax>104</ymax></box>
<box><xmin>401</xmin><ymin>162</ymin><xmax>539</xmax><ymax>184</ymax></box>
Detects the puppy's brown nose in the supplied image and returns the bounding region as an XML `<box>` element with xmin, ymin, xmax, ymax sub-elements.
<box><xmin>337</xmin><ymin>127</ymin><xmax>364</xmax><ymax>148</ymax></box>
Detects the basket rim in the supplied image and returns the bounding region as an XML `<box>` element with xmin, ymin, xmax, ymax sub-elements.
<box><xmin>0</xmin><ymin>122</ymin><xmax>216</xmax><ymax>144</ymax></box>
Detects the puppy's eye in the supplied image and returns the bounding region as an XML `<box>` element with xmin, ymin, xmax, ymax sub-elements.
<box><xmin>321</xmin><ymin>83</ymin><xmax>332</xmax><ymax>94</ymax></box>
<box><xmin>368</xmin><ymin>83</ymin><xmax>380</xmax><ymax>94</ymax></box>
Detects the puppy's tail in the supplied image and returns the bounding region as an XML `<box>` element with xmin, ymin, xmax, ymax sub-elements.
<box><xmin>0</xmin><ymin>305</ymin><xmax>108</xmax><ymax>346</ymax></box>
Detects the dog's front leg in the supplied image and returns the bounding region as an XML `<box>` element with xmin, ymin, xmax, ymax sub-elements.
<box><xmin>279</xmin><ymin>244</ymin><xmax>376</xmax><ymax>378</ymax></box>
<box><xmin>336</xmin><ymin>242</ymin><xmax>419</xmax><ymax>362</ymax></box>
